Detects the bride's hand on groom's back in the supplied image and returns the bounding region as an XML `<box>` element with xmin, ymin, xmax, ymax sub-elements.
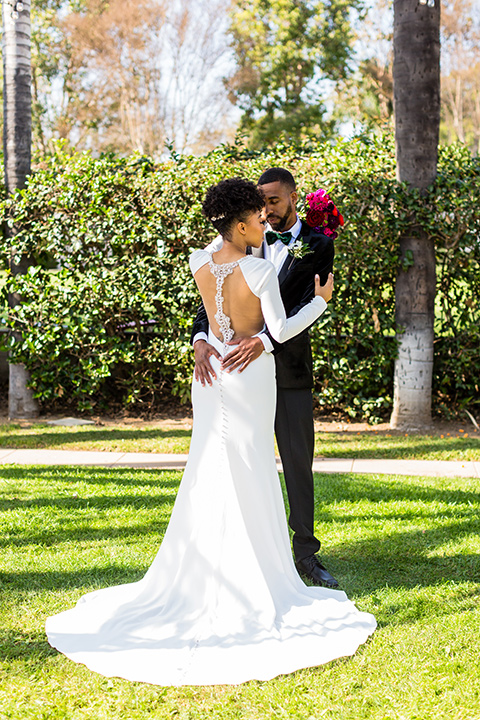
<box><xmin>315</xmin><ymin>272</ymin><xmax>334</xmax><ymax>302</ymax></box>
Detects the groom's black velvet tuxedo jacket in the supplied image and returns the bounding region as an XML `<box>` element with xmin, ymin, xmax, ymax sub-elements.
<box><xmin>191</xmin><ymin>220</ymin><xmax>335</xmax><ymax>390</ymax></box>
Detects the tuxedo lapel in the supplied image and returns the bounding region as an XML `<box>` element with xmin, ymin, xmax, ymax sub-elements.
<box><xmin>278</xmin><ymin>222</ymin><xmax>313</xmax><ymax>286</ymax></box>
<box><xmin>278</xmin><ymin>253</ymin><xmax>294</xmax><ymax>286</ymax></box>
<box><xmin>298</xmin><ymin>220</ymin><xmax>313</xmax><ymax>243</ymax></box>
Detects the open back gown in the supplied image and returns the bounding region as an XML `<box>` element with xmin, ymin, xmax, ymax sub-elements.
<box><xmin>46</xmin><ymin>250</ymin><xmax>376</xmax><ymax>685</ymax></box>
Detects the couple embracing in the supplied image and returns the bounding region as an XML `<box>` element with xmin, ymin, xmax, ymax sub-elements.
<box><xmin>46</xmin><ymin>168</ymin><xmax>376</xmax><ymax>686</ymax></box>
<box><xmin>193</xmin><ymin>167</ymin><xmax>338</xmax><ymax>589</ymax></box>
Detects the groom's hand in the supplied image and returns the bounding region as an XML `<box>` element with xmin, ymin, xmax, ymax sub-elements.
<box><xmin>222</xmin><ymin>337</ymin><xmax>264</xmax><ymax>373</ymax></box>
<box><xmin>194</xmin><ymin>340</ymin><xmax>221</xmax><ymax>386</ymax></box>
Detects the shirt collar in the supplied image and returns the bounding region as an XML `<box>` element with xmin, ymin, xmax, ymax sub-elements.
<box><xmin>265</xmin><ymin>215</ymin><xmax>302</xmax><ymax>244</ymax></box>
<box><xmin>287</xmin><ymin>215</ymin><xmax>302</xmax><ymax>243</ymax></box>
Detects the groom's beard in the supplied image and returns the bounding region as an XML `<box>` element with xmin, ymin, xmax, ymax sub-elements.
<box><xmin>268</xmin><ymin>203</ymin><xmax>294</xmax><ymax>231</ymax></box>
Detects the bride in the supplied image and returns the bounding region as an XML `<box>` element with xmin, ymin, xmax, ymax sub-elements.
<box><xmin>46</xmin><ymin>178</ymin><xmax>376</xmax><ymax>686</ymax></box>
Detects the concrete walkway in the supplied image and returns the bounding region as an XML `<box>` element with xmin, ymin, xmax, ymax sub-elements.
<box><xmin>0</xmin><ymin>447</ymin><xmax>478</xmax><ymax>478</ymax></box>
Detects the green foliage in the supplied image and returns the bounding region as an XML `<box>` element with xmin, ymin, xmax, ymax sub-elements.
<box><xmin>0</xmin><ymin>136</ymin><xmax>479</xmax><ymax>420</ymax></box>
<box><xmin>228</xmin><ymin>0</ymin><xmax>361</xmax><ymax>147</ymax></box>
<box><xmin>423</xmin><ymin>143</ymin><xmax>480</xmax><ymax>416</ymax></box>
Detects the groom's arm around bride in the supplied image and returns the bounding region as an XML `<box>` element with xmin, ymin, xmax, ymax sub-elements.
<box><xmin>191</xmin><ymin>171</ymin><xmax>334</xmax><ymax>381</ymax></box>
<box><xmin>191</xmin><ymin>167</ymin><xmax>339</xmax><ymax>589</ymax></box>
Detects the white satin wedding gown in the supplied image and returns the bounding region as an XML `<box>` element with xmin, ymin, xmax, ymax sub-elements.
<box><xmin>46</xmin><ymin>250</ymin><xmax>376</xmax><ymax>685</ymax></box>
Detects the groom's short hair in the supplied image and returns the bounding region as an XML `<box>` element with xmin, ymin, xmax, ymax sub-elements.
<box><xmin>258</xmin><ymin>168</ymin><xmax>296</xmax><ymax>191</ymax></box>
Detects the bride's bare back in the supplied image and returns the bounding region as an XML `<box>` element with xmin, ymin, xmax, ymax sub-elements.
<box><xmin>191</xmin><ymin>248</ymin><xmax>331</xmax><ymax>350</ymax></box>
<box><xmin>193</xmin><ymin>259</ymin><xmax>265</xmax><ymax>342</ymax></box>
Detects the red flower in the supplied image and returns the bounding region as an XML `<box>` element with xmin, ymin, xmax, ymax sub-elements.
<box><xmin>306</xmin><ymin>207</ymin><xmax>326</xmax><ymax>228</ymax></box>
<box><xmin>306</xmin><ymin>187</ymin><xmax>345</xmax><ymax>234</ymax></box>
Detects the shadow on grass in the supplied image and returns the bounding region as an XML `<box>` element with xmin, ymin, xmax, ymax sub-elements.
<box><xmin>0</xmin><ymin>489</ymin><xmax>176</xmax><ymax>508</ymax></box>
<box><xmin>307</xmin><ymin>472</ymin><xmax>480</xmax><ymax>603</ymax></box>
<box><xmin>0</xmin><ymin>628</ymin><xmax>57</xmax><ymax>660</ymax></box>
<box><xmin>333</xmin><ymin>535</ymin><xmax>480</xmax><ymax>593</ymax></box>
<box><xmin>2</xmin><ymin>468</ymin><xmax>479</xmax><ymax>629</ymax></box>
<box><xmin>0</xmin><ymin>487</ymin><xmax>178</xmax><ymax>513</ymax></box>
<box><xmin>2</xmin><ymin>425</ymin><xmax>479</xmax><ymax>459</ymax></box>
<box><xmin>0</xmin><ymin>426</ymin><xmax>192</xmax><ymax>449</ymax></box>
<box><xmin>369</xmin><ymin>582</ymin><xmax>480</xmax><ymax>627</ymax></box>
<box><xmin>315</xmin><ymin>433</ymin><xmax>480</xmax><ymax>460</ymax></box>
<box><xmin>312</xmin><ymin>471</ymin><xmax>480</xmax><ymax>508</ymax></box>
<box><xmin>0</xmin><ymin>465</ymin><xmax>182</xmax><ymax>488</ymax></box>
<box><xmin>0</xmin><ymin>566</ymin><xmax>148</xmax><ymax>593</ymax></box>
<box><xmin>0</xmin><ymin>466</ymin><xmax>179</xmax><ymax>548</ymax></box>
<box><xmin>0</xmin><ymin>513</ymin><xmax>171</xmax><ymax>549</ymax></box>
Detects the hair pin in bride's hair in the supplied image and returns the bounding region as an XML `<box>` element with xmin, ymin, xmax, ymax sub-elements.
<box><xmin>211</xmin><ymin>214</ymin><xmax>226</xmax><ymax>222</ymax></box>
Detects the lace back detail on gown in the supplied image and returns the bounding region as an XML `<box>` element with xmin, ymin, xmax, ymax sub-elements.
<box><xmin>208</xmin><ymin>255</ymin><xmax>239</xmax><ymax>347</ymax></box>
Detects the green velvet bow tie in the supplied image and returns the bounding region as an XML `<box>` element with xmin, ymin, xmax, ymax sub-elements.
<box><xmin>265</xmin><ymin>230</ymin><xmax>292</xmax><ymax>246</ymax></box>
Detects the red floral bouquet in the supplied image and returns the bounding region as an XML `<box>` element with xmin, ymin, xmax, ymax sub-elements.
<box><xmin>305</xmin><ymin>188</ymin><xmax>344</xmax><ymax>239</ymax></box>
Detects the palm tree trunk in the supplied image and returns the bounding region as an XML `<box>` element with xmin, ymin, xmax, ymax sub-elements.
<box><xmin>390</xmin><ymin>0</ymin><xmax>440</xmax><ymax>429</ymax></box>
<box><xmin>2</xmin><ymin>0</ymin><xmax>39</xmax><ymax>419</ymax></box>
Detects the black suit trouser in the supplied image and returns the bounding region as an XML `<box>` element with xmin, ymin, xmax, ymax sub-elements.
<box><xmin>274</xmin><ymin>387</ymin><xmax>321</xmax><ymax>562</ymax></box>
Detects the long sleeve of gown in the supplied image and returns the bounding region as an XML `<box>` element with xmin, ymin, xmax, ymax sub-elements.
<box><xmin>242</xmin><ymin>258</ymin><xmax>327</xmax><ymax>344</ymax></box>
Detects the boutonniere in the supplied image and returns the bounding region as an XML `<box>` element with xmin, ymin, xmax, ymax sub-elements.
<box><xmin>289</xmin><ymin>238</ymin><xmax>312</xmax><ymax>260</ymax></box>
<box><xmin>305</xmin><ymin>188</ymin><xmax>344</xmax><ymax>240</ymax></box>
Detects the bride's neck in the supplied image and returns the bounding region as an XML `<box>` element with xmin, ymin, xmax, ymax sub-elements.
<box><xmin>214</xmin><ymin>234</ymin><xmax>247</xmax><ymax>262</ymax></box>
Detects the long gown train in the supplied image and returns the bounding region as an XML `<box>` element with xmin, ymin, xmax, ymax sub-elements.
<box><xmin>46</xmin><ymin>327</ymin><xmax>376</xmax><ymax>686</ymax></box>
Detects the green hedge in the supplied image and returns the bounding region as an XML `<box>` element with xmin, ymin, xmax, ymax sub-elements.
<box><xmin>1</xmin><ymin>137</ymin><xmax>479</xmax><ymax>420</ymax></box>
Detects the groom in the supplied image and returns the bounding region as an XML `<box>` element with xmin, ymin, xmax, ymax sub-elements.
<box><xmin>192</xmin><ymin>167</ymin><xmax>338</xmax><ymax>588</ymax></box>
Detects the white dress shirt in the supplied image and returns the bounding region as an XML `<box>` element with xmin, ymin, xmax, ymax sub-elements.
<box><xmin>264</xmin><ymin>215</ymin><xmax>302</xmax><ymax>273</ymax></box>
<box><xmin>192</xmin><ymin>216</ymin><xmax>302</xmax><ymax>352</ymax></box>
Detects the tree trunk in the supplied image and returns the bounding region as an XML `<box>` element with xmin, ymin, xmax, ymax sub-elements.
<box><xmin>390</xmin><ymin>0</ymin><xmax>440</xmax><ymax>430</ymax></box>
<box><xmin>2</xmin><ymin>0</ymin><xmax>39</xmax><ymax>419</ymax></box>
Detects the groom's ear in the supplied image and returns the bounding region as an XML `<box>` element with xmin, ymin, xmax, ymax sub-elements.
<box><xmin>291</xmin><ymin>190</ymin><xmax>298</xmax><ymax>207</ymax></box>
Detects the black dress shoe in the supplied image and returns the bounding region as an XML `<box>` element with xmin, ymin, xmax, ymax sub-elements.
<box><xmin>295</xmin><ymin>554</ymin><xmax>339</xmax><ymax>588</ymax></box>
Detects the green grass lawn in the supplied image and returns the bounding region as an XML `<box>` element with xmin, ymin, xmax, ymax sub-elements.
<box><xmin>1</xmin><ymin>422</ymin><xmax>479</xmax><ymax>460</ymax></box>
<box><xmin>313</xmin><ymin>430</ymin><xmax>480</xmax><ymax>461</ymax></box>
<box><xmin>1</xmin><ymin>465</ymin><xmax>479</xmax><ymax>719</ymax></box>
<box><xmin>0</xmin><ymin>423</ymin><xmax>193</xmax><ymax>455</ymax></box>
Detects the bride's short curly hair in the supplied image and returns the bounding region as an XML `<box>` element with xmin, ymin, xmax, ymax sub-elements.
<box><xmin>202</xmin><ymin>178</ymin><xmax>265</xmax><ymax>239</ymax></box>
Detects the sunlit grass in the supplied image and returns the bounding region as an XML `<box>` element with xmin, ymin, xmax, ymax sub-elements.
<box><xmin>0</xmin><ymin>423</ymin><xmax>192</xmax><ymax>454</ymax></box>
<box><xmin>313</xmin><ymin>430</ymin><xmax>480</xmax><ymax>461</ymax></box>
<box><xmin>1</xmin><ymin>465</ymin><xmax>479</xmax><ymax>719</ymax></box>
<box><xmin>1</xmin><ymin>422</ymin><xmax>479</xmax><ymax>461</ymax></box>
